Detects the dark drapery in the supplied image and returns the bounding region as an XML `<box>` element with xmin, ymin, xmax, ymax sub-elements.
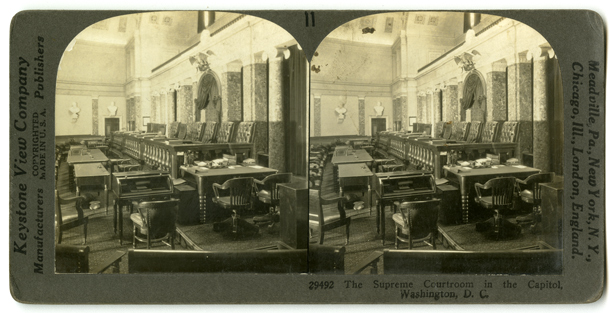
<box><xmin>283</xmin><ymin>45</ymin><xmax>307</xmax><ymax>177</ymax></box>
<box><xmin>461</xmin><ymin>74</ymin><xmax>481</xmax><ymax>110</ymax></box>
<box><xmin>195</xmin><ymin>74</ymin><xmax>217</xmax><ymax>111</ymax></box>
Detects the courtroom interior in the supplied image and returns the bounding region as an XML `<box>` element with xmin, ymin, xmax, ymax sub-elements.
<box><xmin>54</xmin><ymin>11</ymin><xmax>318</xmax><ymax>274</ymax></box>
<box><xmin>308</xmin><ymin>12</ymin><xmax>564</xmax><ymax>274</ymax></box>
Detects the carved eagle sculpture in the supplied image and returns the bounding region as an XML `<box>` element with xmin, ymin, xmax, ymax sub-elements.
<box><xmin>454</xmin><ymin>50</ymin><xmax>481</xmax><ymax>72</ymax></box>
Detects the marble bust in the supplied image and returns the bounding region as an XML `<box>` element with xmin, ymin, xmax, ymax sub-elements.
<box><xmin>69</xmin><ymin>102</ymin><xmax>80</xmax><ymax>123</ymax></box>
<box><xmin>107</xmin><ymin>102</ymin><xmax>117</xmax><ymax>116</ymax></box>
<box><xmin>374</xmin><ymin>101</ymin><xmax>384</xmax><ymax>116</ymax></box>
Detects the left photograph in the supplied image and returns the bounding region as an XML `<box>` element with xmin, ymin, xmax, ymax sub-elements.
<box><xmin>54</xmin><ymin>11</ymin><xmax>312</xmax><ymax>274</ymax></box>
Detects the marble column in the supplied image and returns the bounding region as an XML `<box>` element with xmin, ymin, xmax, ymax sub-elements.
<box><xmin>400</xmin><ymin>96</ymin><xmax>408</xmax><ymax>131</ymax></box>
<box><xmin>91</xmin><ymin>97</ymin><xmax>99</xmax><ymax>135</ymax></box>
<box><xmin>178</xmin><ymin>85</ymin><xmax>194</xmax><ymax>123</ymax></box>
<box><xmin>221</xmin><ymin>65</ymin><xmax>243</xmax><ymax>122</ymax></box>
<box><xmin>531</xmin><ymin>48</ymin><xmax>552</xmax><ymax>172</ymax></box>
<box><xmin>358</xmin><ymin>96</ymin><xmax>365</xmax><ymax>136</ymax></box>
<box><xmin>486</xmin><ymin>65</ymin><xmax>508</xmax><ymax>122</ymax></box>
<box><xmin>243</xmin><ymin>62</ymin><xmax>254</xmax><ymax>122</ymax></box>
<box><xmin>159</xmin><ymin>91</ymin><xmax>167</xmax><ymax>125</ymax></box>
<box><xmin>168</xmin><ymin>89</ymin><xmax>176</xmax><ymax>123</ymax></box>
<box><xmin>268</xmin><ymin>54</ymin><xmax>286</xmax><ymax>172</ymax></box>
<box><xmin>252</xmin><ymin>59</ymin><xmax>269</xmax><ymax>154</ymax></box>
<box><xmin>135</xmin><ymin>96</ymin><xmax>142</xmax><ymax>131</ymax></box>
<box><xmin>433</xmin><ymin>89</ymin><xmax>442</xmax><ymax>127</ymax></box>
<box><xmin>446</xmin><ymin>84</ymin><xmax>459</xmax><ymax>122</ymax></box>
<box><xmin>425</xmin><ymin>91</ymin><xmax>433</xmax><ymax>124</ymax></box>
<box><xmin>416</xmin><ymin>94</ymin><xmax>424</xmax><ymax>125</ymax></box>
<box><xmin>313</xmin><ymin>95</ymin><xmax>321</xmax><ymax>137</ymax></box>
<box><xmin>458</xmin><ymin>81</ymin><xmax>466</xmax><ymax>121</ymax></box>
<box><xmin>508</xmin><ymin>54</ymin><xmax>533</xmax><ymax>159</ymax></box>
<box><xmin>151</xmin><ymin>95</ymin><xmax>157</xmax><ymax>123</ymax></box>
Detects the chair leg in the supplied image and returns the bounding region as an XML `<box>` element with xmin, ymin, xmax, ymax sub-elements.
<box><xmin>319</xmin><ymin>230</ymin><xmax>325</xmax><ymax>245</ymax></box>
<box><xmin>394</xmin><ymin>225</ymin><xmax>399</xmax><ymax>249</ymax></box>
<box><xmin>170</xmin><ymin>232</ymin><xmax>175</xmax><ymax>250</ymax></box>
<box><xmin>83</xmin><ymin>222</ymin><xmax>88</xmax><ymax>245</ymax></box>
<box><xmin>345</xmin><ymin>220</ymin><xmax>351</xmax><ymax>245</ymax></box>
<box><xmin>57</xmin><ymin>230</ymin><xmax>63</xmax><ymax>244</ymax></box>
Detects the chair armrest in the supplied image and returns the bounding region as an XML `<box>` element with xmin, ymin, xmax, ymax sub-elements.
<box><xmin>319</xmin><ymin>195</ymin><xmax>346</xmax><ymax>206</ymax></box>
<box><xmin>212</xmin><ymin>183</ymin><xmax>224</xmax><ymax>198</ymax></box>
<box><xmin>474</xmin><ymin>182</ymin><xmax>486</xmax><ymax>198</ymax></box>
<box><xmin>58</xmin><ymin>195</ymin><xmax>86</xmax><ymax>205</ymax></box>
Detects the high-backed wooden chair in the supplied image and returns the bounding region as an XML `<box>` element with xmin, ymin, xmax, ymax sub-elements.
<box><xmin>253</xmin><ymin>173</ymin><xmax>292</xmax><ymax>226</ymax></box>
<box><xmin>55</xmin><ymin>190</ymin><xmax>89</xmax><ymax>244</ymax></box>
<box><xmin>474</xmin><ymin>177</ymin><xmax>518</xmax><ymax>240</ymax></box>
<box><xmin>516</xmin><ymin>172</ymin><xmax>555</xmax><ymax>230</ymax></box>
<box><xmin>212</xmin><ymin>177</ymin><xmax>256</xmax><ymax>239</ymax></box>
<box><xmin>392</xmin><ymin>199</ymin><xmax>440</xmax><ymax>249</ymax></box>
<box><xmin>130</xmin><ymin>199</ymin><xmax>180</xmax><ymax>249</ymax></box>
<box><xmin>201</xmin><ymin>121</ymin><xmax>218</xmax><ymax>143</ymax></box>
<box><xmin>309</xmin><ymin>188</ymin><xmax>351</xmax><ymax>245</ymax></box>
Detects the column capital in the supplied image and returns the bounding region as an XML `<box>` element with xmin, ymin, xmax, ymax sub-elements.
<box><xmin>91</xmin><ymin>95</ymin><xmax>99</xmax><ymax>100</ymax></box>
<box><xmin>526</xmin><ymin>46</ymin><xmax>553</xmax><ymax>61</ymax></box>
<box><xmin>223</xmin><ymin>62</ymin><xmax>243</xmax><ymax>73</ymax></box>
<box><xmin>357</xmin><ymin>95</ymin><xmax>366</xmax><ymax>100</ymax></box>
<box><xmin>262</xmin><ymin>47</ymin><xmax>291</xmax><ymax>62</ymax></box>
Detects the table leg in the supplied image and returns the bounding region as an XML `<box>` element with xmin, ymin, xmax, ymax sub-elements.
<box><xmin>113</xmin><ymin>200</ymin><xmax>118</xmax><ymax>233</ymax></box>
<box><xmin>104</xmin><ymin>183</ymin><xmax>108</xmax><ymax>215</ymax></box>
<box><xmin>200</xmin><ymin>193</ymin><xmax>206</xmax><ymax>223</ymax></box>
<box><xmin>118</xmin><ymin>203</ymin><xmax>123</xmax><ymax>245</ymax></box>
<box><xmin>376</xmin><ymin>201</ymin><xmax>381</xmax><ymax>234</ymax></box>
<box><xmin>461</xmin><ymin>195</ymin><xmax>469</xmax><ymax>224</ymax></box>
<box><xmin>380</xmin><ymin>199</ymin><xmax>386</xmax><ymax>245</ymax></box>
<box><xmin>368</xmin><ymin>183</ymin><xmax>372</xmax><ymax>216</ymax></box>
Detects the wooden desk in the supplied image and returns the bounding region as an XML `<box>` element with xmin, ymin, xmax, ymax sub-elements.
<box><xmin>332</xmin><ymin>148</ymin><xmax>373</xmax><ymax>166</ymax></box>
<box><xmin>278</xmin><ymin>179</ymin><xmax>309</xmax><ymax>249</ymax></box>
<box><xmin>444</xmin><ymin>165</ymin><xmax>540</xmax><ymax>223</ymax></box>
<box><xmin>338</xmin><ymin>163</ymin><xmax>373</xmax><ymax>216</ymax></box>
<box><xmin>67</xmin><ymin>149</ymin><xmax>109</xmax><ymax>192</ymax></box>
<box><xmin>181</xmin><ymin>165</ymin><xmax>277</xmax><ymax>223</ymax></box>
<box><xmin>74</xmin><ymin>163</ymin><xmax>110</xmax><ymax>214</ymax></box>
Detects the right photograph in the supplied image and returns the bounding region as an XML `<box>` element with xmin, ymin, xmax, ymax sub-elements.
<box><xmin>308</xmin><ymin>12</ymin><xmax>563</xmax><ymax>275</ymax></box>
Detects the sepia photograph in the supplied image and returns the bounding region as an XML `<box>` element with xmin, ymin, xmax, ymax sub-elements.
<box><xmin>6</xmin><ymin>3</ymin><xmax>606</xmax><ymax>306</ymax></box>
<box><xmin>54</xmin><ymin>11</ymin><xmax>311</xmax><ymax>274</ymax></box>
<box><xmin>309</xmin><ymin>12</ymin><xmax>564</xmax><ymax>275</ymax></box>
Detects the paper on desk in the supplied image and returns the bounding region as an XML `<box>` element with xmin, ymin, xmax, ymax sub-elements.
<box><xmin>435</xmin><ymin>178</ymin><xmax>448</xmax><ymax>185</ymax></box>
<box><xmin>172</xmin><ymin>178</ymin><xmax>185</xmax><ymax>185</ymax></box>
<box><xmin>250</xmin><ymin>165</ymin><xmax>264</xmax><ymax>169</ymax></box>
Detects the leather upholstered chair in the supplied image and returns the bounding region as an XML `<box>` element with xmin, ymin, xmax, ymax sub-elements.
<box><xmin>516</xmin><ymin>172</ymin><xmax>555</xmax><ymax>231</ymax></box>
<box><xmin>185</xmin><ymin>122</ymin><xmax>202</xmax><ymax>141</ymax></box>
<box><xmin>441</xmin><ymin>122</ymin><xmax>452</xmax><ymax>139</ymax></box>
<box><xmin>167</xmin><ymin>121</ymin><xmax>180</xmax><ymax>139</ymax></box>
<box><xmin>200</xmin><ymin>121</ymin><xmax>218</xmax><ymax>143</ymax></box>
<box><xmin>479</xmin><ymin>121</ymin><xmax>500</xmax><ymax>143</ymax></box>
<box><xmin>309</xmin><ymin>188</ymin><xmax>351</xmax><ymax>245</ymax></box>
<box><xmin>130</xmin><ymin>199</ymin><xmax>179</xmax><ymax>249</ymax></box>
<box><xmin>392</xmin><ymin>199</ymin><xmax>440</xmax><ymax>249</ymax></box>
<box><xmin>55</xmin><ymin>190</ymin><xmax>89</xmax><ymax>244</ymax></box>
<box><xmin>212</xmin><ymin>177</ymin><xmax>258</xmax><ymax>239</ymax></box>
<box><xmin>449</xmin><ymin>122</ymin><xmax>471</xmax><ymax>141</ymax></box>
<box><xmin>434</xmin><ymin>121</ymin><xmax>445</xmax><ymax>138</ymax></box>
<box><xmin>497</xmin><ymin>121</ymin><xmax>520</xmax><ymax>143</ymax></box>
<box><xmin>234</xmin><ymin>122</ymin><xmax>255</xmax><ymax>143</ymax></box>
<box><xmin>466</xmin><ymin>121</ymin><xmax>483</xmax><ymax>143</ymax></box>
<box><xmin>176</xmin><ymin>123</ymin><xmax>188</xmax><ymax>140</ymax></box>
<box><xmin>253</xmin><ymin>173</ymin><xmax>292</xmax><ymax>226</ymax></box>
<box><xmin>474</xmin><ymin>177</ymin><xmax>519</xmax><ymax>240</ymax></box>
<box><xmin>215</xmin><ymin>122</ymin><xmax>235</xmax><ymax>143</ymax></box>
